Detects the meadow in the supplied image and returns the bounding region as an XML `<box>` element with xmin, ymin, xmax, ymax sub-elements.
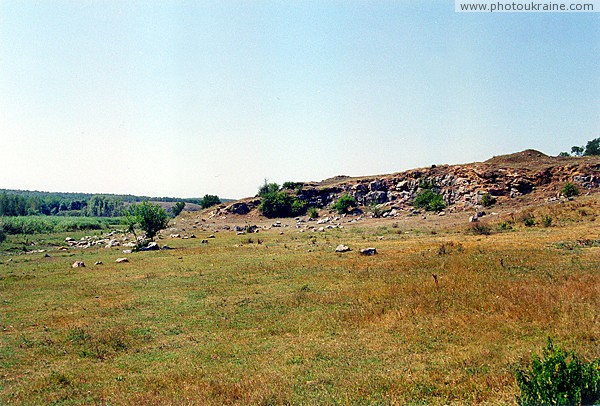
<box><xmin>0</xmin><ymin>197</ymin><xmax>599</xmax><ymax>404</ymax></box>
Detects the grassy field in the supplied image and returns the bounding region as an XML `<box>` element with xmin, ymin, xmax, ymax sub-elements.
<box><xmin>0</xmin><ymin>197</ymin><xmax>599</xmax><ymax>404</ymax></box>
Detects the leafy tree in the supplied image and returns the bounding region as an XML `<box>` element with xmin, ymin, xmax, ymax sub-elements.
<box><xmin>584</xmin><ymin>137</ymin><xmax>600</xmax><ymax>156</ymax></box>
<box><xmin>86</xmin><ymin>195</ymin><xmax>123</xmax><ymax>217</ymax></box>
<box><xmin>123</xmin><ymin>202</ymin><xmax>169</xmax><ymax>240</ymax></box>
<box><xmin>571</xmin><ymin>145</ymin><xmax>584</xmax><ymax>157</ymax></box>
<box><xmin>258</xmin><ymin>180</ymin><xmax>280</xmax><ymax>197</ymax></box>
<box><xmin>172</xmin><ymin>201</ymin><xmax>185</xmax><ymax>217</ymax></box>
<box><xmin>333</xmin><ymin>194</ymin><xmax>356</xmax><ymax>214</ymax></box>
<box><xmin>200</xmin><ymin>194</ymin><xmax>221</xmax><ymax>209</ymax></box>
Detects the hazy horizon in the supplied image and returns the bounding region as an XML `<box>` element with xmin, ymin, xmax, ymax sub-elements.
<box><xmin>2</xmin><ymin>1</ymin><xmax>599</xmax><ymax>199</ymax></box>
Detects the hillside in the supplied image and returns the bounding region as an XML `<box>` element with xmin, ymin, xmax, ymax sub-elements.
<box><xmin>214</xmin><ymin>150</ymin><xmax>600</xmax><ymax>218</ymax></box>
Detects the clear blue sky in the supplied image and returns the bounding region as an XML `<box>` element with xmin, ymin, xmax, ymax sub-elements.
<box><xmin>1</xmin><ymin>1</ymin><xmax>599</xmax><ymax>199</ymax></box>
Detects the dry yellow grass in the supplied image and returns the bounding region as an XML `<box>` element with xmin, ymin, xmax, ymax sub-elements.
<box><xmin>0</xmin><ymin>196</ymin><xmax>599</xmax><ymax>404</ymax></box>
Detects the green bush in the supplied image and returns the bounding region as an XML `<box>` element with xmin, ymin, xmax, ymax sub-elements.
<box><xmin>515</xmin><ymin>338</ymin><xmax>600</xmax><ymax>406</ymax></box>
<box><xmin>258</xmin><ymin>180</ymin><xmax>280</xmax><ymax>197</ymax></box>
<box><xmin>307</xmin><ymin>206</ymin><xmax>319</xmax><ymax>219</ymax></box>
<box><xmin>200</xmin><ymin>194</ymin><xmax>221</xmax><ymax>209</ymax></box>
<box><xmin>481</xmin><ymin>193</ymin><xmax>496</xmax><ymax>207</ymax></box>
<box><xmin>523</xmin><ymin>215</ymin><xmax>535</xmax><ymax>227</ymax></box>
<box><xmin>562</xmin><ymin>182</ymin><xmax>580</xmax><ymax>198</ymax></box>
<box><xmin>333</xmin><ymin>194</ymin><xmax>356</xmax><ymax>214</ymax></box>
<box><xmin>0</xmin><ymin>229</ymin><xmax>5</xmax><ymax>244</ymax></box>
<box><xmin>259</xmin><ymin>191</ymin><xmax>306</xmax><ymax>218</ymax></box>
<box><xmin>413</xmin><ymin>190</ymin><xmax>446</xmax><ymax>212</ymax></box>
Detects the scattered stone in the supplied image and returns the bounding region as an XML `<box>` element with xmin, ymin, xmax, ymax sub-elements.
<box><xmin>122</xmin><ymin>249</ymin><xmax>132</xmax><ymax>254</ymax></box>
<box><xmin>360</xmin><ymin>248</ymin><xmax>377</xmax><ymax>256</ymax></box>
<box><xmin>95</xmin><ymin>261</ymin><xmax>103</xmax><ymax>265</ymax></box>
<box><xmin>105</xmin><ymin>239</ymin><xmax>120</xmax><ymax>248</ymax></box>
<box><xmin>201</xmin><ymin>239</ymin><xmax>208</xmax><ymax>244</ymax></box>
<box><xmin>72</xmin><ymin>261</ymin><xmax>85</xmax><ymax>268</ymax></box>
<box><xmin>162</xmin><ymin>245</ymin><xmax>173</xmax><ymax>250</ymax></box>
<box><xmin>170</xmin><ymin>234</ymin><xmax>181</xmax><ymax>238</ymax></box>
<box><xmin>335</xmin><ymin>244</ymin><xmax>350</xmax><ymax>253</ymax></box>
<box><xmin>44</xmin><ymin>253</ymin><xmax>51</xmax><ymax>258</ymax></box>
<box><xmin>208</xmin><ymin>234</ymin><xmax>216</xmax><ymax>238</ymax></box>
<box><xmin>115</xmin><ymin>258</ymin><xmax>129</xmax><ymax>263</ymax></box>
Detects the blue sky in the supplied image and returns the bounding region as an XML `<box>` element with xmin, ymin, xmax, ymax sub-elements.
<box><xmin>1</xmin><ymin>1</ymin><xmax>599</xmax><ymax>198</ymax></box>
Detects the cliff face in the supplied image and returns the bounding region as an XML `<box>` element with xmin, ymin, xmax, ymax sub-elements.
<box><xmin>219</xmin><ymin>150</ymin><xmax>600</xmax><ymax>216</ymax></box>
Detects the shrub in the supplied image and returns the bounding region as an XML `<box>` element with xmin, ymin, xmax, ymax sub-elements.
<box><xmin>515</xmin><ymin>338</ymin><xmax>600</xmax><ymax>406</ymax></box>
<box><xmin>562</xmin><ymin>182</ymin><xmax>579</xmax><ymax>198</ymax></box>
<box><xmin>307</xmin><ymin>206</ymin><xmax>319</xmax><ymax>219</ymax></box>
<box><xmin>259</xmin><ymin>191</ymin><xmax>306</xmax><ymax>218</ymax></box>
<box><xmin>258</xmin><ymin>180</ymin><xmax>280</xmax><ymax>197</ymax></box>
<box><xmin>333</xmin><ymin>194</ymin><xmax>356</xmax><ymax>214</ymax></box>
<box><xmin>282</xmin><ymin>181</ymin><xmax>303</xmax><ymax>192</ymax></box>
<box><xmin>413</xmin><ymin>190</ymin><xmax>446</xmax><ymax>212</ymax></box>
<box><xmin>523</xmin><ymin>215</ymin><xmax>535</xmax><ymax>227</ymax></box>
<box><xmin>481</xmin><ymin>193</ymin><xmax>496</xmax><ymax>207</ymax></box>
<box><xmin>0</xmin><ymin>229</ymin><xmax>5</xmax><ymax>244</ymax></box>
<box><xmin>171</xmin><ymin>202</ymin><xmax>185</xmax><ymax>217</ymax></box>
<box><xmin>497</xmin><ymin>222</ymin><xmax>513</xmax><ymax>231</ymax></box>
<box><xmin>200</xmin><ymin>194</ymin><xmax>221</xmax><ymax>209</ymax></box>
<box><xmin>369</xmin><ymin>203</ymin><xmax>387</xmax><ymax>218</ymax></box>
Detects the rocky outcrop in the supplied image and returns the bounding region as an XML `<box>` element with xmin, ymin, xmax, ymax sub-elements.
<box><xmin>276</xmin><ymin>152</ymin><xmax>600</xmax><ymax>214</ymax></box>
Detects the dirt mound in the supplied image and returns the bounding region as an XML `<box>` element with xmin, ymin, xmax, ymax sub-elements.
<box><xmin>485</xmin><ymin>149</ymin><xmax>552</xmax><ymax>166</ymax></box>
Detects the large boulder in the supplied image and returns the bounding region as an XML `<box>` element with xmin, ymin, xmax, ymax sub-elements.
<box><xmin>227</xmin><ymin>202</ymin><xmax>250</xmax><ymax>215</ymax></box>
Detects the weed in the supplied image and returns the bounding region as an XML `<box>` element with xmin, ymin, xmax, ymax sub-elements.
<box><xmin>562</xmin><ymin>182</ymin><xmax>579</xmax><ymax>198</ymax></box>
<box><xmin>523</xmin><ymin>215</ymin><xmax>535</xmax><ymax>227</ymax></box>
<box><xmin>541</xmin><ymin>215</ymin><xmax>553</xmax><ymax>228</ymax></box>
<box><xmin>497</xmin><ymin>222</ymin><xmax>513</xmax><ymax>231</ymax></box>
<box><xmin>515</xmin><ymin>338</ymin><xmax>600</xmax><ymax>406</ymax></box>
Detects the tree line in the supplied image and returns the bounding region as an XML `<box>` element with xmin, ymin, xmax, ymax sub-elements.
<box><xmin>0</xmin><ymin>191</ymin><xmax>222</xmax><ymax>217</ymax></box>
<box><xmin>560</xmin><ymin>137</ymin><xmax>600</xmax><ymax>157</ymax></box>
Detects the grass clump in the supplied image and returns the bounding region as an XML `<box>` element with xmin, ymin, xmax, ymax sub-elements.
<box><xmin>515</xmin><ymin>338</ymin><xmax>600</xmax><ymax>406</ymax></box>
